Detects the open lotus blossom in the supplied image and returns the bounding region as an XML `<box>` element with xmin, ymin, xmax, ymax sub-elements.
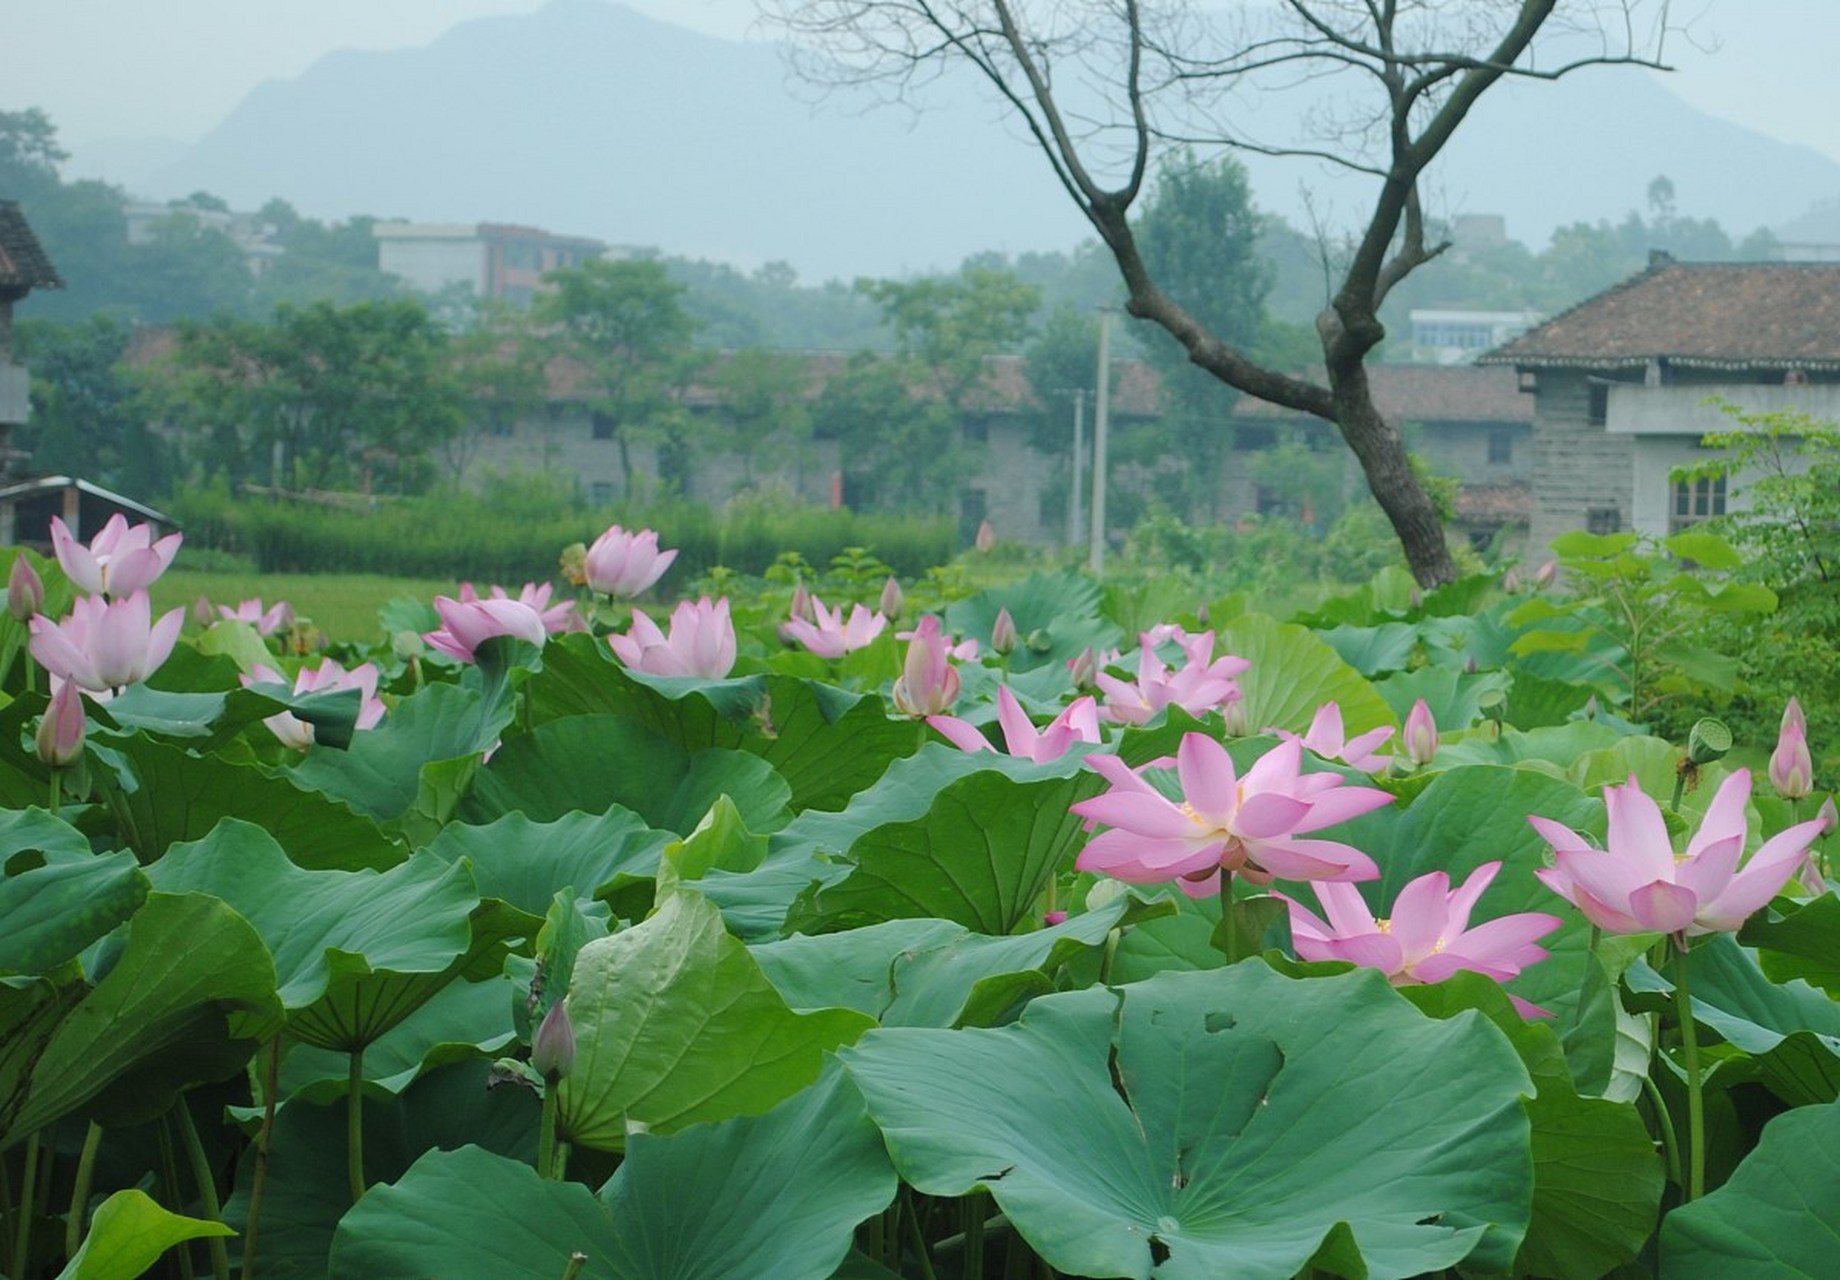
<box><xmin>1276</xmin><ymin>701</ymin><xmax>1395</xmax><ymax>773</ymax></box>
<box><xmin>609</xmin><ymin>596</ymin><xmax>737</xmax><ymax>679</ymax></box>
<box><xmin>892</xmin><ymin>614</ymin><xmax>961</xmax><ymax>716</ymax></box>
<box><xmin>781</xmin><ymin>596</ymin><xmax>886</xmax><ymax>658</ymax></box>
<box><xmin>243</xmin><ymin>658</ymin><xmax>386</xmax><ymax>750</ymax></box>
<box><xmin>423</xmin><ymin>594</ymin><xmax>550</xmax><ymax>663</ymax></box>
<box><xmin>30</xmin><ymin>591</ymin><xmax>183</xmax><ymax>692</ymax></box>
<box><xmin>583</xmin><ymin>524</ymin><xmax>677</xmax><ymax>598</ymax></box>
<box><xmin>1279</xmin><ymin>862</ymin><xmax>1563</xmax><ymax>1018</ymax></box>
<box><xmin>1770</xmin><ymin>714</ymin><xmax>1814</xmax><ymax>800</ymax></box>
<box><xmin>1094</xmin><ymin>631</ymin><xmax>1248</xmax><ymax>726</ymax></box>
<box><xmin>930</xmin><ymin>686</ymin><xmax>1102</xmax><ymax>763</ymax></box>
<box><xmin>50</xmin><ymin>514</ymin><xmax>183</xmax><ymax>599</ymax></box>
<box><xmin>217</xmin><ymin>598</ymin><xmax>296</xmax><ymax>637</ymax></box>
<box><xmin>1072</xmin><ymin>732</ymin><xmax>1392</xmax><ymax>896</ymax></box>
<box><xmin>1530</xmin><ymin>769</ymin><xmax>1824</xmax><ymax>940</ymax></box>
<box><xmin>458</xmin><ymin>581</ymin><xmax>579</xmax><ymax>634</ymax></box>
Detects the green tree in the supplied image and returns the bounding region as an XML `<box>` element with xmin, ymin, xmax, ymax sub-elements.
<box><xmin>857</xmin><ymin>265</ymin><xmax>1040</xmax><ymax>407</ymax></box>
<box><xmin>810</xmin><ymin>351</ymin><xmax>962</xmax><ymax>514</ymax></box>
<box><xmin>705</xmin><ymin>346</ymin><xmax>814</xmax><ymax>490</ymax></box>
<box><xmin>15</xmin><ymin>314</ymin><xmax>177</xmax><ymax>497</ymax></box>
<box><xmin>0</xmin><ymin>107</ymin><xmax>66</xmax><ymax>203</ymax></box>
<box><xmin>534</xmin><ymin>257</ymin><xmax>703</xmax><ymax>497</ymax></box>
<box><xmin>442</xmin><ymin>298</ymin><xmax>549</xmax><ymax>487</ymax></box>
<box><xmin>154</xmin><ymin>299</ymin><xmax>461</xmax><ymax>494</ymax></box>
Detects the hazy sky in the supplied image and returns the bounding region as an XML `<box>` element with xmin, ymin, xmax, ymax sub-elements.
<box><xmin>9</xmin><ymin>0</ymin><xmax>1839</xmax><ymax>165</ymax></box>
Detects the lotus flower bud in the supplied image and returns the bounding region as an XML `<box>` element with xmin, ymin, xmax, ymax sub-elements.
<box><xmin>36</xmin><ymin>680</ymin><xmax>86</xmax><ymax>768</ymax></box>
<box><xmin>990</xmin><ymin>607</ymin><xmax>1019</xmax><ymax>655</ymax></box>
<box><xmin>1043</xmin><ymin>910</ymin><xmax>1068</xmax><ymax>927</ymax></box>
<box><xmin>1534</xmin><ymin>560</ymin><xmax>1558</xmax><ymax>590</ymax></box>
<box><xmin>7</xmin><ymin>556</ymin><xmax>43</xmax><ymax>621</ymax></box>
<box><xmin>1783</xmin><ymin>697</ymin><xmax>1808</xmax><ymax>739</ymax></box>
<box><xmin>975</xmin><ymin>519</ymin><xmax>996</xmax><ymax>553</ymax></box>
<box><xmin>1502</xmin><ymin>568</ymin><xmax>1522</xmax><ymax>594</ymax></box>
<box><xmin>878</xmin><ymin>576</ymin><xmax>905</xmax><ymax>623</ymax></box>
<box><xmin>1770</xmin><ymin>719</ymin><xmax>1813</xmax><ymax>800</ymax></box>
<box><xmin>192</xmin><ymin>596</ymin><xmax>216</xmax><ymax>629</ymax></box>
<box><xmin>1403</xmin><ymin>698</ymin><xmax>1438</xmax><ymax>766</ymax></box>
<box><xmin>531</xmin><ymin>1000</ymin><xmax>576</xmax><ymax>1082</ymax></box>
<box><xmin>1820</xmin><ymin>794</ymin><xmax>1838</xmax><ymax>834</ymax></box>
<box><xmin>1066</xmin><ymin>647</ymin><xmax>1097</xmax><ymax>690</ymax></box>
<box><xmin>1220</xmin><ymin>696</ymin><xmax>1251</xmax><ymax>737</ymax></box>
<box><xmin>1464</xmin><ymin>654</ymin><xmax>1479</xmax><ymax>675</ymax></box>
<box><xmin>892</xmin><ymin>615</ymin><xmax>961</xmax><ymax>717</ymax></box>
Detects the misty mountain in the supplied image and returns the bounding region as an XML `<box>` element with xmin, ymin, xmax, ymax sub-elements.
<box><xmin>140</xmin><ymin>0</ymin><xmax>1840</xmax><ymax>283</ymax></box>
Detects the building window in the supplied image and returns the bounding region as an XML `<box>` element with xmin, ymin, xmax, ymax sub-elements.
<box><xmin>1487</xmin><ymin>430</ymin><xmax>1513</xmax><ymax>464</ymax></box>
<box><xmin>589</xmin><ymin>482</ymin><xmax>615</xmax><ymax>506</ymax></box>
<box><xmin>1587</xmin><ymin>383</ymin><xmax>1610</xmax><ymax>426</ymax></box>
<box><xmin>591</xmin><ymin>412</ymin><xmax>615</xmax><ymax>441</ymax></box>
<box><xmin>1586</xmin><ymin>506</ymin><xmax>1621</xmax><ymax>536</ymax></box>
<box><xmin>1671</xmin><ymin>474</ymin><xmax>1726</xmax><ymax>531</ymax></box>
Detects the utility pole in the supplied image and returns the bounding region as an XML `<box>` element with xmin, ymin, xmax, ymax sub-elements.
<box><xmin>1089</xmin><ymin>307</ymin><xmax>1112</xmax><ymax>578</ymax></box>
<box><xmin>1067</xmin><ymin>387</ymin><xmax>1086</xmax><ymax>548</ymax></box>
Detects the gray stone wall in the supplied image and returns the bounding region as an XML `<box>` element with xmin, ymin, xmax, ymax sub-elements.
<box><xmin>1529</xmin><ymin>370</ymin><xmax>1634</xmax><ymax>556</ymax></box>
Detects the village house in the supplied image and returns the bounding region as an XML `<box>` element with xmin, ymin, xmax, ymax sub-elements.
<box><xmin>1479</xmin><ymin>254</ymin><xmax>1840</xmax><ymax>555</ymax></box>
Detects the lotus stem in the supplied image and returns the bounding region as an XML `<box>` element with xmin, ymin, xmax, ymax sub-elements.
<box><xmin>1641</xmin><ymin>1072</ymin><xmax>1682</xmax><ymax>1189</ymax></box>
<box><xmin>901</xmin><ymin>1188</ymin><xmax>940</xmax><ymax>1280</ymax></box>
<box><xmin>65</xmin><ymin>1121</ymin><xmax>103</xmax><ymax>1259</ymax></box>
<box><xmin>1098</xmin><ymin>926</ymin><xmax>1122</xmax><ymax>987</ymax></box>
<box><xmin>48</xmin><ymin>767</ymin><xmax>61</xmax><ymax>817</ymax></box>
<box><xmin>347</xmin><ymin>1046</ymin><xmax>366</xmax><ymax>1203</ymax></box>
<box><xmin>10</xmin><ymin>1131</ymin><xmax>39</xmax><ymax>1280</ymax></box>
<box><xmin>241</xmin><ymin>1038</ymin><xmax>282</xmax><ymax>1280</ymax></box>
<box><xmin>558</xmin><ymin>1251</ymin><xmax>587</xmax><ymax>1280</ymax></box>
<box><xmin>158</xmin><ymin>1116</ymin><xmax>198</xmax><ymax>1280</ymax></box>
<box><xmin>1674</xmin><ymin>945</ymin><xmax>1706</xmax><ymax>1202</ymax></box>
<box><xmin>964</xmin><ymin>1194</ymin><xmax>985</xmax><ymax>1280</ymax></box>
<box><xmin>538</xmin><ymin>1083</ymin><xmax>558</xmax><ymax>1180</ymax></box>
<box><xmin>175</xmin><ymin>1097</ymin><xmax>231</xmax><ymax>1280</ymax></box>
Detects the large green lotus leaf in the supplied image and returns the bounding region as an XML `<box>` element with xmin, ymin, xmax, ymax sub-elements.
<box><xmin>524</xmin><ymin>635</ymin><xmax>914</xmax><ymax>811</ymax></box>
<box><xmin>277</xmin><ymin>968</ymin><xmax>521</xmax><ymax>1102</ymax></box>
<box><xmin>1627</xmin><ymin>935</ymin><xmax>1840</xmax><ymax>1107</ymax></box>
<box><xmin>689</xmin><ymin>743</ymin><xmax>1017</xmax><ymax>940</ymax></box>
<box><xmin>0</xmin><ymin>842</ymin><xmax>146</xmax><ymax>976</ymax></box>
<box><xmin>96</xmin><ymin>681</ymin><xmax>361</xmax><ymax>752</ymax></box>
<box><xmin>753</xmin><ymin>896</ymin><xmax>1132</xmax><ymax>1027</ymax></box>
<box><xmin>1214</xmin><ymin>612</ymin><xmax>1395</xmax><ymax>738</ymax></box>
<box><xmin>1660</xmin><ymin>1097</ymin><xmax>1840</xmax><ymax>1277</ymax></box>
<box><xmin>1400</xmin><ymin>975</ymin><xmax>1663</xmax><ymax>1280</ymax></box>
<box><xmin>87</xmin><ymin>735</ymin><xmax>404</xmax><ymax>871</ymax></box>
<box><xmin>784</xmin><ymin>759</ymin><xmax>1103</xmax><ymax>936</ymax></box>
<box><xmin>225</xmin><ymin>1059</ymin><xmax>537</xmax><ymax>1279</ymax></box>
<box><xmin>461</xmin><ymin>714</ymin><xmax>790</xmax><ymax>835</ymax></box>
<box><xmin>1743</xmin><ymin>892</ymin><xmax>1840</xmax><ymax>996</ymax></box>
<box><xmin>1430</xmin><ymin>721</ymin><xmax>1628</xmax><ymax>774</ymax></box>
<box><xmin>55</xmin><ymin>1188</ymin><xmax>236</xmax><ymax>1280</ymax></box>
<box><xmin>945</xmin><ymin>570</ymin><xmax>1123</xmax><ymax>674</ymax></box>
<box><xmin>290</xmin><ymin>681</ymin><xmax>511</xmax><ymax>822</ymax></box>
<box><xmin>843</xmin><ymin>964</ymin><xmax>1532</xmax><ymax>1280</ymax></box>
<box><xmin>424</xmin><ymin>808</ymin><xmax>673</xmax><ymax>917</ymax></box>
<box><xmin>0</xmin><ymin>974</ymin><xmax>83</xmax><ymax>1149</ymax></box>
<box><xmin>5</xmin><ymin>892</ymin><xmax>282</xmax><ymax>1144</ymax></box>
<box><xmin>558</xmin><ymin>890</ymin><xmax>873</xmax><ymax>1149</ymax></box>
<box><xmin>1318</xmin><ymin>622</ymin><xmax>1422</xmax><ymax>677</ymax></box>
<box><xmin>331</xmin><ymin>1064</ymin><xmax>892</xmax><ymax>1280</ymax></box>
<box><xmin>1372</xmin><ymin>665</ymin><xmax>1512</xmax><ymax>732</ymax></box>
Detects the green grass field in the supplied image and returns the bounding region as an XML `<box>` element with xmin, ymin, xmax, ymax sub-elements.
<box><xmin>154</xmin><ymin>570</ymin><xmax>463</xmax><ymax>646</ymax></box>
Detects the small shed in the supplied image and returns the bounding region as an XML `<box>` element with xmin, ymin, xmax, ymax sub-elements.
<box><xmin>0</xmin><ymin>202</ymin><xmax>64</xmax><ymax>471</ymax></box>
<box><xmin>0</xmin><ymin>475</ymin><xmax>177</xmax><ymax>551</ymax></box>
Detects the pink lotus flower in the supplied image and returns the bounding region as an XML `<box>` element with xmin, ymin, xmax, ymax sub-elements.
<box><xmin>1277</xmin><ymin>701</ymin><xmax>1395</xmax><ymax>773</ymax></box>
<box><xmin>50</xmin><ymin>514</ymin><xmax>182</xmax><ymax>599</ymax></box>
<box><xmin>1770</xmin><ymin>718</ymin><xmax>1814</xmax><ymax>800</ymax></box>
<box><xmin>990</xmin><ymin>607</ymin><xmax>1020</xmax><ymax>655</ymax></box>
<box><xmin>1530</xmin><ymin>770</ymin><xmax>1824</xmax><ymax>940</ymax></box>
<box><xmin>244</xmin><ymin>658</ymin><xmax>386</xmax><ymax>750</ymax></box>
<box><xmin>1783</xmin><ymin>697</ymin><xmax>1807</xmax><ymax>739</ymax></box>
<box><xmin>1402</xmin><ymin>698</ymin><xmax>1439</xmax><ymax>766</ymax></box>
<box><xmin>878</xmin><ymin>576</ymin><xmax>905</xmax><ymax>622</ymax></box>
<box><xmin>458</xmin><ymin>581</ymin><xmax>579</xmax><ymax>634</ymax></box>
<box><xmin>1279</xmin><ymin>863</ymin><xmax>1562</xmax><ymax>1017</ymax></box>
<box><xmin>423</xmin><ymin>594</ymin><xmax>549</xmax><ymax>663</ymax></box>
<box><xmin>30</xmin><ymin>592</ymin><xmax>183</xmax><ymax>692</ymax></box>
<box><xmin>781</xmin><ymin>596</ymin><xmax>886</xmax><ymax>659</ymax></box>
<box><xmin>36</xmin><ymin>678</ymin><xmax>87</xmax><ymax>767</ymax></box>
<box><xmin>892</xmin><ymin>614</ymin><xmax>961</xmax><ymax>716</ymax></box>
<box><xmin>8</xmin><ymin>555</ymin><xmax>43</xmax><ymax>621</ymax></box>
<box><xmin>609</xmin><ymin>596</ymin><xmax>737</xmax><ymax>679</ymax></box>
<box><xmin>217</xmin><ymin>598</ymin><xmax>296</xmax><ymax>637</ymax></box>
<box><xmin>975</xmin><ymin>519</ymin><xmax>996</xmax><ymax>553</ymax></box>
<box><xmin>930</xmin><ymin>686</ymin><xmax>1102</xmax><ymax>763</ymax></box>
<box><xmin>1072</xmin><ymin>733</ymin><xmax>1392</xmax><ymax>896</ymax></box>
<box><xmin>583</xmin><ymin>524</ymin><xmax>676</xmax><ymax>598</ymax></box>
<box><xmin>1094</xmin><ymin>631</ymin><xmax>1249</xmax><ymax>725</ymax></box>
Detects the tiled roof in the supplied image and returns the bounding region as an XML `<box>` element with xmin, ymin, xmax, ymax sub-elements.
<box><xmin>1454</xmin><ymin>483</ymin><xmax>1530</xmax><ymax>524</ymax></box>
<box><xmin>1479</xmin><ymin>261</ymin><xmax>1840</xmax><ymax>371</ymax></box>
<box><xmin>1235</xmin><ymin>365</ymin><xmax>1530</xmax><ymax>424</ymax></box>
<box><xmin>0</xmin><ymin>202</ymin><xmax>62</xmax><ymax>294</ymax></box>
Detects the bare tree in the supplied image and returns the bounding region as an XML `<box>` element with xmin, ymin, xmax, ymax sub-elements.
<box><xmin>762</xmin><ymin>0</ymin><xmax>1675</xmax><ymax>585</ymax></box>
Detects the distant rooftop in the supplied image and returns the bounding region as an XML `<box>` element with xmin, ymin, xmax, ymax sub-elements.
<box><xmin>1481</xmin><ymin>259</ymin><xmax>1840</xmax><ymax>371</ymax></box>
<box><xmin>0</xmin><ymin>201</ymin><xmax>63</xmax><ymax>295</ymax></box>
<box><xmin>1236</xmin><ymin>365</ymin><xmax>1531</xmax><ymax>424</ymax></box>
